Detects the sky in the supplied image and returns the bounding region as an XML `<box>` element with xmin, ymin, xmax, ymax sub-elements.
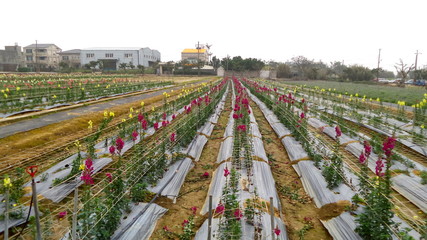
<box><xmin>1</xmin><ymin>0</ymin><xmax>426</xmax><ymax>72</ymax></box>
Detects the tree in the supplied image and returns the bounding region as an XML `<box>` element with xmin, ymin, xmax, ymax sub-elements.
<box><xmin>128</xmin><ymin>62</ymin><xmax>135</xmax><ymax>69</ymax></box>
<box><xmin>342</xmin><ymin>65</ymin><xmax>374</xmax><ymax>81</ymax></box>
<box><xmin>211</xmin><ymin>56</ymin><xmax>221</xmax><ymax>71</ymax></box>
<box><xmin>137</xmin><ymin>65</ymin><xmax>145</xmax><ymax>74</ymax></box>
<box><xmin>277</xmin><ymin>64</ymin><xmax>292</xmax><ymax>78</ymax></box>
<box><xmin>119</xmin><ymin>63</ymin><xmax>127</xmax><ymax>70</ymax></box>
<box><xmin>291</xmin><ymin>56</ymin><xmax>313</xmax><ymax>80</ymax></box>
<box><xmin>394</xmin><ymin>59</ymin><xmax>414</xmax><ymax>87</ymax></box>
<box><xmin>59</xmin><ymin>61</ymin><xmax>69</xmax><ymax>69</ymax></box>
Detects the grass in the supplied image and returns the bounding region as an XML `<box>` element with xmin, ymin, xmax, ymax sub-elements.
<box><xmin>282</xmin><ymin>80</ymin><xmax>426</xmax><ymax>105</ymax></box>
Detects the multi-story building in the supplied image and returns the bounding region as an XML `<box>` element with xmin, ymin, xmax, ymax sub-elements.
<box><xmin>23</xmin><ymin>43</ymin><xmax>61</xmax><ymax>71</ymax></box>
<box><xmin>80</xmin><ymin>47</ymin><xmax>161</xmax><ymax>70</ymax></box>
<box><xmin>0</xmin><ymin>44</ymin><xmax>25</xmax><ymax>71</ymax></box>
<box><xmin>181</xmin><ymin>48</ymin><xmax>208</xmax><ymax>63</ymax></box>
<box><xmin>59</xmin><ymin>49</ymin><xmax>81</xmax><ymax>69</ymax></box>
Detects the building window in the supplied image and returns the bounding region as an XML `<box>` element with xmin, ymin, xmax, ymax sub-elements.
<box><xmin>37</xmin><ymin>49</ymin><xmax>46</xmax><ymax>53</ymax></box>
<box><xmin>26</xmin><ymin>56</ymin><xmax>33</xmax><ymax>61</ymax></box>
<box><xmin>124</xmin><ymin>53</ymin><xmax>132</xmax><ymax>58</ymax></box>
<box><xmin>86</xmin><ymin>53</ymin><xmax>94</xmax><ymax>58</ymax></box>
<box><xmin>105</xmin><ymin>53</ymin><xmax>113</xmax><ymax>58</ymax></box>
<box><xmin>39</xmin><ymin>56</ymin><xmax>47</xmax><ymax>60</ymax></box>
<box><xmin>62</xmin><ymin>56</ymin><xmax>69</xmax><ymax>60</ymax></box>
<box><xmin>26</xmin><ymin>49</ymin><xmax>32</xmax><ymax>53</ymax></box>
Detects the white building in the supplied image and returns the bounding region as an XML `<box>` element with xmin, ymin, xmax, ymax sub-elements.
<box><xmin>80</xmin><ymin>47</ymin><xmax>160</xmax><ymax>70</ymax></box>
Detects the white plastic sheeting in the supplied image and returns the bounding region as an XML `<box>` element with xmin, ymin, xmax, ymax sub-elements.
<box><xmin>322</xmin><ymin>126</ymin><xmax>357</xmax><ymax>145</ymax></box>
<box><xmin>249</xmin><ymin>122</ymin><xmax>262</xmax><ymax>138</ymax></box>
<box><xmin>0</xmin><ymin>205</ymin><xmax>34</xmax><ymax>233</ymax></box>
<box><xmin>111</xmin><ymin>203</ymin><xmax>167</xmax><ymax>240</ymax></box>
<box><xmin>320</xmin><ymin>212</ymin><xmax>362</xmax><ymax>240</ymax></box>
<box><xmin>43</xmin><ymin>157</ymin><xmax>113</xmax><ymax>203</ymax></box>
<box><xmin>148</xmin><ymin>158</ymin><xmax>194</xmax><ymax>199</ymax></box>
<box><xmin>270</xmin><ymin>122</ymin><xmax>291</xmax><ymax>139</ymax></box>
<box><xmin>194</xmin><ymin>218</ymin><xmax>221</xmax><ymax>240</ymax></box>
<box><xmin>293</xmin><ymin>161</ymin><xmax>353</xmax><ymax>208</ymax></box>
<box><xmin>280</xmin><ymin>137</ymin><xmax>309</xmax><ymax>161</ymax></box>
<box><xmin>252</xmin><ymin>161</ymin><xmax>279</xmax><ymax>209</ymax></box>
<box><xmin>391</xmin><ymin>174</ymin><xmax>427</xmax><ymax>213</ymax></box>
<box><xmin>224</xmin><ymin>113</ymin><xmax>235</xmax><ymax>138</ymax></box>
<box><xmin>185</xmin><ymin>135</ymin><xmax>209</xmax><ymax>161</ymax></box>
<box><xmin>217</xmin><ymin>137</ymin><xmax>234</xmax><ymax>163</ymax></box>
<box><xmin>201</xmin><ymin>162</ymin><xmax>233</xmax><ymax>215</ymax></box>
<box><xmin>252</xmin><ymin>137</ymin><xmax>268</xmax><ymax>162</ymax></box>
<box><xmin>307</xmin><ymin>117</ymin><xmax>328</xmax><ymax>129</ymax></box>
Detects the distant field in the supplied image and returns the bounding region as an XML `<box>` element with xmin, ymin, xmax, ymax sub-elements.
<box><xmin>282</xmin><ymin>80</ymin><xmax>426</xmax><ymax>105</ymax></box>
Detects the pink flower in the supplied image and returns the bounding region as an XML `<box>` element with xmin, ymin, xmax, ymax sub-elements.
<box><xmin>105</xmin><ymin>173</ymin><xmax>113</xmax><ymax>182</ymax></box>
<box><xmin>224</xmin><ymin>167</ymin><xmax>230</xmax><ymax>177</ymax></box>
<box><xmin>382</xmin><ymin>137</ymin><xmax>396</xmax><ymax>158</ymax></box>
<box><xmin>300</xmin><ymin>112</ymin><xmax>305</xmax><ymax>119</ymax></box>
<box><xmin>58</xmin><ymin>211</ymin><xmax>67</xmax><ymax>219</ymax></box>
<box><xmin>201</xmin><ymin>172</ymin><xmax>209</xmax><ymax>178</ymax></box>
<box><xmin>233</xmin><ymin>113</ymin><xmax>239</xmax><ymax>119</ymax></box>
<box><xmin>237</xmin><ymin>125</ymin><xmax>246</xmax><ymax>132</ymax></box>
<box><xmin>274</xmin><ymin>226</ymin><xmax>281</xmax><ymax>236</ymax></box>
<box><xmin>137</xmin><ymin>113</ymin><xmax>144</xmax><ymax>123</ymax></box>
<box><xmin>335</xmin><ymin>126</ymin><xmax>342</xmax><ymax>138</ymax></box>
<box><xmin>109</xmin><ymin>145</ymin><xmax>116</xmax><ymax>155</ymax></box>
<box><xmin>141</xmin><ymin>119</ymin><xmax>148</xmax><ymax>130</ymax></box>
<box><xmin>359</xmin><ymin>152</ymin><xmax>366</xmax><ymax>164</ymax></box>
<box><xmin>81</xmin><ymin>158</ymin><xmax>94</xmax><ymax>185</ymax></box>
<box><xmin>215</xmin><ymin>204</ymin><xmax>225</xmax><ymax>214</ymax></box>
<box><xmin>363</xmin><ymin>141</ymin><xmax>372</xmax><ymax>157</ymax></box>
<box><xmin>247</xmin><ymin>109</ymin><xmax>251</xmax><ymax>114</ymax></box>
<box><xmin>172</xmin><ymin>114</ymin><xmax>176</xmax><ymax>120</ymax></box>
<box><xmin>304</xmin><ymin>216</ymin><xmax>313</xmax><ymax>223</ymax></box>
<box><xmin>170</xmin><ymin>132</ymin><xmax>176</xmax><ymax>142</ymax></box>
<box><xmin>116</xmin><ymin>137</ymin><xmax>125</xmax><ymax>152</ymax></box>
<box><xmin>375</xmin><ymin>158</ymin><xmax>385</xmax><ymax>177</ymax></box>
<box><xmin>186</xmin><ymin>106</ymin><xmax>192</xmax><ymax>114</ymax></box>
<box><xmin>301</xmin><ymin>98</ymin><xmax>305</xmax><ymax>103</ymax></box>
<box><xmin>154</xmin><ymin>122</ymin><xmax>159</xmax><ymax>131</ymax></box>
<box><xmin>162</xmin><ymin>112</ymin><xmax>167</xmax><ymax>120</ymax></box>
<box><xmin>191</xmin><ymin>206</ymin><xmax>197</xmax><ymax>215</ymax></box>
<box><xmin>163</xmin><ymin>226</ymin><xmax>170</xmax><ymax>232</ymax></box>
<box><xmin>132</xmin><ymin>131</ymin><xmax>139</xmax><ymax>141</ymax></box>
<box><xmin>162</xmin><ymin>120</ymin><xmax>169</xmax><ymax>127</ymax></box>
<box><xmin>234</xmin><ymin>209</ymin><xmax>243</xmax><ymax>220</ymax></box>
<box><xmin>182</xmin><ymin>219</ymin><xmax>189</xmax><ymax>227</ymax></box>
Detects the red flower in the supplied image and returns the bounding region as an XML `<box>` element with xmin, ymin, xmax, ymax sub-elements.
<box><xmin>215</xmin><ymin>204</ymin><xmax>225</xmax><ymax>214</ymax></box>
<box><xmin>172</xmin><ymin>114</ymin><xmax>176</xmax><ymax>120</ymax></box>
<box><xmin>132</xmin><ymin>131</ymin><xmax>139</xmax><ymax>141</ymax></box>
<box><xmin>375</xmin><ymin>158</ymin><xmax>385</xmax><ymax>177</ymax></box>
<box><xmin>233</xmin><ymin>113</ymin><xmax>239</xmax><ymax>119</ymax></box>
<box><xmin>141</xmin><ymin>119</ymin><xmax>148</xmax><ymax>130</ymax></box>
<box><xmin>170</xmin><ymin>132</ymin><xmax>176</xmax><ymax>142</ymax></box>
<box><xmin>201</xmin><ymin>172</ymin><xmax>209</xmax><ymax>178</ymax></box>
<box><xmin>116</xmin><ymin>137</ymin><xmax>125</xmax><ymax>152</ymax></box>
<box><xmin>154</xmin><ymin>122</ymin><xmax>159</xmax><ymax>131</ymax></box>
<box><xmin>163</xmin><ymin>226</ymin><xmax>170</xmax><ymax>232</ymax></box>
<box><xmin>234</xmin><ymin>209</ymin><xmax>243</xmax><ymax>220</ymax></box>
<box><xmin>335</xmin><ymin>126</ymin><xmax>342</xmax><ymax>138</ymax></box>
<box><xmin>105</xmin><ymin>173</ymin><xmax>113</xmax><ymax>182</ymax></box>
<box><xmin>58</xmin><ymin>211</ymin><xmax>67</xmax><ymax>219</ymax></box>
<box><xmin>301</xmin><ymin>98</ymin><xmax>305</xmax><ymax>103</ymax></box>
<box><xmin>182</xmin><ymin>219</ymin><xmax>189</xmax><ymax>227</ymax></box>
<box><xmin>190</xmin><ymin>206</ymin><xmax>197</xmax><ymax>215</ymax></box>
<box><xmin>224</xmin><ymin>167</ymin><xmax>230</xmax><ymax>177</ymax></box>
<box><xmin>162</xmin><ymin>112</ymin><xmax>167</xmax><ymax>120</ymax></box>
<box><xmin>109</xmin><ymin>145</ymin><xmax>116</xmax><ymax>155</ymax></box>
<box><xmin>359</xmin><ymin>152</ymin><xmax>366</xmax><ymax>164</ymax></box>
<box><xmin>382</xmin><ymin>137</ymin><xmax>396</xmax><ymax>158</ymax></box>
<box><xmin>81</xmin><ymin>158</ymin><xmax>94</xmax><ymax>185</ymax></box>
<box><xmin>363</xmin><ymin>141</ymin><xmax>372</xmax><ymax>157</ymax></box>
<box><xmin>274</xmin><ymin>226</ymin><xmax>281</xmax><ymax>236</ymax></box>
<box><xmin>300</xmin><ymin>112</ymin><xmax>305</xmax><ymax>119</ymax></box>
<box><xmin>237</xmin><ymin>125</ymin><xmax>246</xmax><ymax>132</ymax></box>
<box><xmin>137</xmin><ymin>113</ymin><xmax>144</xmax><ymax>123</ymax></box>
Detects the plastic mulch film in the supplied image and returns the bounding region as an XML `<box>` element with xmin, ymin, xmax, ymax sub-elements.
<box><xmin>392</xmin><ymin>174</ymin><xmax>427</xmax><ymax>213</ymax></box>
<box><xmin>224</xmin><ymin>112</ymin><xmax>235</xmax><ymax>138</ymax></box>
<box><xmin>280</xmin><ymin>137</ymin><xmax>309</xmax><ymax>161</ymax></box>
<box><xmin>293</xmin><ymin>161</ymin><xmax>353</xmax><ymax>208</ymax></box>
<box><xmin>320</xmin><ymin>212</ymin><xmax>362</xmax><ymax>240</ymax></box>
<box><xmin>185</xmin><ymin>135</ymin><xmax>208</xmax><ymax>161</ymax></box>
<box><xmin>217</xmin><ymin>137</ymin><xmax>234</xmax><ymax>163</ymax></box>
<box><xmin>111</xmin><ymin>203</ymin><xmax>168</xmax><ymax>240</ymax></box>
<box><xmin>249</xmin><ymin>122</ymin><xmax>262</xmax><ymax>138</ymax></box>
<box><xmin>194</xmin><ymin>218</ymin><xmax>221</xmax><ymax>240</ymax></box>
<box><xmin>201</xmin><ymin>162</ymin><xmax>233</xmax><ymax>215</ymax></box>
<box><xmin>271</xmin><ymin>122</ymin><xmax>291</xmax><ymax>139</ymax></box>
<box><xmin>264</xmin><ymin>112</ymin><xmax>280</xmax><ymax>125</ymax></box>
<box><xmin>322</xmin><ymin>126</ymin><xmax>357</xmax><ymax>145</ymax></box>
<box><xmin>148</xmin><ymin>158</ymin><xmax>194</xmax><ymax>199</ymax></box>
<box><xmin>0</xmin><ymin>205</ymin><xmax>34</xmax><ymax>233</ymax></box>
<box><xmin>198</xmin><ymin>122</ymin><xmax>216</xmax><ymax>137</ymax></box>
<box><xmin>252</xmin><ymin>161</ymin><xmax>280</xmax><ymax>209</ymax></box>
<box><xmin>252</xmin><ymin>137</ymin><xmax>269</xmax><ymax>162</ymax></box>
<box><xmin>43</xmin><ymin>157</ymin><xmax>113</xmax><ymax>203</ymax></box>
<box><xmin>398</xmin><ymin>138</ymin><xmax>427</xmax><ymax>157</ymax></box>
<box><xmin>345</xmin><ymin>142</ymin><xmax>377</xmax><ymax>172</ymax></box>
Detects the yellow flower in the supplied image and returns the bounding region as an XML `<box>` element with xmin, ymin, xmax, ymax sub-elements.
<box><xmin>53</xmin><ymin>95</ymin><xmax>57</xmax><ymax>99</ymax></box>
<box><xmin>376</xmin><ymin>98</ymin><xmax>380</xmax><ymax>102</ymax></box>
<box><xmin>413</xmin><ymin>215</ymin><xmax>419</xmax><ymax>220</ymax></box>
<box><xmin>152</xmin><ymin>106</ymin><xmax>155</xmax><ymax>112</ymax></box>
<box><xmin>16</xmin><ymin>87</ymin><xmax>20</xmax><ymax>91</ymax></box>
<box><xmin>23</xmin><ymin>93</ymin><xmax>26</xmax><ymax>97</ymax></box>
<box><xmin>130</xmin><ymin>107</ymin><xmax>134</xmax><ymax>113</ymax></box>
<box><xmin>81</xmin><ymin>88</ymin><xmax>85</xmax><ymax>91</ymax></box>
<box><xmin>3</xmin><ymin>177</ymin><xmax>12</xmax><ymax>188</ymax></box>
<box><xmin>129</xmin><ymin>113</ymin><xmax>133</xmax><ymax>118</ymax></box>
<box><xmin>4</xmin><ymin>94</ymin><xmax>8</xmax><ymax>98</ymax></box>
<box><xmin>79</xmin><ymin>164</ymin><xmax>85</xmax><ymax>171</ymax></box>
<box><xmin>58</xmin><ymin>84</ymin><xmax>61</xmax><ymax>87</ymax></box>
<box><xmin>122</xmin><ymin>118</ymin><xmax>126</xmax><ymax>122</ymax></box>
<box><xmin>88</xmin><ymin>120</ymin><xmax>93</xmax><ymax>129</ymax></box>
<box><xmin>355</xmin><ymin>93</ymin><xmax>358</xmax><ymax>97</ymax></box>
<box><xmin>421</xmin><ymin>124</ymin><xmax>425</xmax><ymax>129</ymax></box>
<box><xmin>109</xmin><ymin>111</ymin><xmax>115</xmax><ymax>117</ymax></box>
<box><xmin>104</xmin><ymin>111</ymin><xmax>108</xmax><ymax>117</ymax></box>
<box><xmin>74</xmin><ymin>140</ymin><xmax>81</xmax><ymax>148</ymax></box>
<box><xmin>141</xmin><ymin>101</ymin><xmax>145</xmax><ymax>107</ymax></box>
<box><xmin>13</xmin><ymin>203</ymin><xmax>17</xmax><ymax>207</ymax></box>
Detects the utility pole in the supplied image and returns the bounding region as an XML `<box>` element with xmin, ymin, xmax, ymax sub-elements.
<box><xmin>197</xmin><ymin>41</ymin><xmax>200</xmax><ymax>76</ymax></box>
<box><xmin>377</xmin><ymin>48</ymin><xmax>381</xmax><ymax>81</ymax></box>
<box><xmin>414</xmin><ymin>50</ymin><xmax>422</xmax><ymax>82</ymax></box>
<box><xmin>35</xmin><ymin>40</ymin><xmax>39</xmax><ymax>73</ymax></box>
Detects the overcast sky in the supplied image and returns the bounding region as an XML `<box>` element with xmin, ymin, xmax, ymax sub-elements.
<box><xmin>1</xmin><ymin>0</ymin><xmax>425</xmax><ymax>72</ymax></box>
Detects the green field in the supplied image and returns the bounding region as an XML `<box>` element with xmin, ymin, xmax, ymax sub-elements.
<box><xmin>282</xmin><ymin>80</ymin><xmax>426</xmax><ymax>106</ymax></box>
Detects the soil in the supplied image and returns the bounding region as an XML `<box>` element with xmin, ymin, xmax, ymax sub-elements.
<box><xmin>250</xmin><ymin>99</ymin><xmax>332</xmax><ymax>240</ymax></box>
<box><xmin>150</xmin><ymin>89</ymin><xmax>232</xmax><ymax>239</ymax></box>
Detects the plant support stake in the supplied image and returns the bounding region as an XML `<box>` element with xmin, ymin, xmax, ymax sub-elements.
<box><xmin>208</xmin><ymin>195</ymin><xmax>212</xmax><ymax>240</ymax></box>
<box><xmin>270</xmin><ymin>197</ymin><xmax>274</xmax><ymax>240</ymax></box>
<box><xmin>4</xmin><ymin>188</ymin><xmax>9</xmax><ymax>240</ymax></box>
<box><xmin>71</xmin><ymin>187</ymin><xmax>78</xmax><ymax>240</ymax></box>
<box><xmin>27</xmin><ymin>166</ymin><xmax>42</xmax><ymax>240</ymax></box>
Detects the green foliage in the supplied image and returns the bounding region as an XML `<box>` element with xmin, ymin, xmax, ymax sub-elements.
<box><xmin>130</xmin><ymin>182</ymin><xmax>150</xmax><ymax>202</ymax></box>
<box><xmin>220</xmin><ymin>56</ymin><xmax>265</xmax><ymax>72</ymax></box>
<box><xmin>322</xmin><ymin>148</ymin><xmax>344</xmax><ymax>189</ymax></box>
<box><xmin>342</xmin><ymin>65</ymin><xmax>374</xmax><ymax>81</ymax></box>
<box><xmin>421</xmin><ymin>171</ymin><xmax>427</xmax><ymax>185</ymax></box>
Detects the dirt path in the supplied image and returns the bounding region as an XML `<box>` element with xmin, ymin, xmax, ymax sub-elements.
<box><xmin>251</xmin><ymin>101</ymin><xmax>332</xmax><ymax>240</ymax></box>
<box><xmin>150</xmin><ymin>90</ymin><xmax>232</xmax><ymax>239</ymax></box>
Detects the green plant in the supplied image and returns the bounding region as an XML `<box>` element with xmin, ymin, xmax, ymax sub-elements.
<box><xmin>130</xmin><ymin>182</ymin><xmax>150</xmax><ymax>202</ymax></box>
<box><xmin>421</xmin><ymin>171</ymin><xmax>427</xmax><ymax>185</ymax></box>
